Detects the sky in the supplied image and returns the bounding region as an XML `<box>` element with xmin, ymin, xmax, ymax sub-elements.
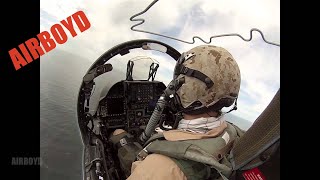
<box><xmin>40</xmin><ymin>0</ymin><xmax>280</xmax><ymax>122</ymax></box>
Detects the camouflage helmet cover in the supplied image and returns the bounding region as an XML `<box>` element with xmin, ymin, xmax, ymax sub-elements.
<box><xmin>175</xmin><ymin>45</ymin><xmax>241</xmax><ymax>110</ymax></box>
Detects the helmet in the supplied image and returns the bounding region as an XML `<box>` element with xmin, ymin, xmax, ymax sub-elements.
<box><xmin>173</xmin><ymin>45</ymin><xmax>241</xmax><ymax>114</ymax></box>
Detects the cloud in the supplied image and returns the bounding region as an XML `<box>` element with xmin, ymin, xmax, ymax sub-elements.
<box><xmin>40</xmin><ymin>0</ymin><xmax>280</xmax><ymax>122</ymax></box>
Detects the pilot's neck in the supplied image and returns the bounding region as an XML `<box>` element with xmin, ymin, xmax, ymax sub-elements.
<box><xmin>183</xmin><ymin>111</ymin><xmax>220</xmax><ymax>120</ymax></box>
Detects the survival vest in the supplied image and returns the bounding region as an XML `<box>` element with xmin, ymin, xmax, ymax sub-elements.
<box><xmin>137</xmin><ymin>122</ymin><xmax>245</xmax><ymax>180</ymax></box>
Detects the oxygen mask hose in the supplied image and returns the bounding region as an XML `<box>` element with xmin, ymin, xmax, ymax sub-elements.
<box><xmin>139</xmin><ymin>78</ymin><xmax>184</xmax><ymax>143</ymax></box>
<box><xmin>139</xmin><ymin>94</ymin><xmax>167</xmax><ymax>143</ymax></box>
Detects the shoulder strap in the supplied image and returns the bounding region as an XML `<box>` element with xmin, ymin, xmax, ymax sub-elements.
<box><xmin>143</xmin><ymin>133</ymin><xmax>165</xmax><ymax>146</ymax></box>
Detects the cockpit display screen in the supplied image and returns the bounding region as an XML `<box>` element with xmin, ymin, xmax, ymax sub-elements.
<box><xmin>107</xmin><ymin>98</ymin><xmax>124</xmax><ymax>114</ymax></box>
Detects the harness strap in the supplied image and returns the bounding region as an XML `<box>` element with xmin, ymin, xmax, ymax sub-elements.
<box><xmin>213</xmin><ymin>140</ymin><xmax>235</xmax><ymax>161</ymax></box>
<box><xmin>143</xmin><ymin>133</ymin><xmax>165</xmax><ymax>147</ymax></box>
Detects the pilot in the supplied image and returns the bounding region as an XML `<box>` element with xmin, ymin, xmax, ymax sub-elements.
<box><xmin>110</xmin><ymin>45</ymin><xmax>244</xmax><ymax>180</ymax></box>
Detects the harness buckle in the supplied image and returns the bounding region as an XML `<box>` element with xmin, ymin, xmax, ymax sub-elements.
<box><xmin>136</xmin><ymin>149</ymin><xmax>149</xmax><ymax>161</ymax></box>
<box><xmin>136</xmin><ymin>142</ymin><xmax>152</xmax><ymax>161</ymax></box>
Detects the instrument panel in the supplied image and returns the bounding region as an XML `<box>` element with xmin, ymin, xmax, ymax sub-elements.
<box><xmin>97</xmin><ymin>80</ymin><xmax>166</xmax><ymax>134</ymax></box>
